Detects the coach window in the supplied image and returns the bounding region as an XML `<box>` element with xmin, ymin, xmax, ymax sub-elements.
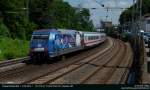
<box><xmin>85</xmin><ymin>36</ymin><xmax>88</xmax><ymax>41</ymax></box>
<box><xmin>147</xmin><ymin>20</ymin><xmax>150</xmax><ymax>24</ymax></box>
<box><xmin>88</xmin><ymin>36</ymin><xmax>90</xmax><ymax>40</ymax></box>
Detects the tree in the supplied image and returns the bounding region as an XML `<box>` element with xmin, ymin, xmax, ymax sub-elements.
<box><xmin>29</xmin><ymin>0</ymin><xmax>53</xmax><ymax>28</ymax></box>
<box><xmin>52</xmin><ymin>1</ymin><xmax>95</xmax><ymax>31</ymax></box>
<box><xmin>119</xmin><ymin>0</ymin><xmax>150</xmax><ymax>25</ymax></box>
<box><xmin>0</xmin><ymin>0</ymin><xmax>95</xmax><ymax>40</ymax></box>
<box><xmin>0</xmin><ymin>0</ymin><xmax>38</xmax><ymax>39</ymax></box>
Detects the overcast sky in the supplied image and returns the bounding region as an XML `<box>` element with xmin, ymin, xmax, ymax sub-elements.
<box><xmin>63</xmin><ymin>0</ymin><xmax>134</xmax><ymax>27</ymax></box>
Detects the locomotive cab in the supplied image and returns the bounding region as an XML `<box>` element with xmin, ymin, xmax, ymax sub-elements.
<box><xmin>30</xmin><ymin>35</ymin><xmax>49</xmax><ymax>60</ymax></box>
<box><xmin>29</xmin><ymin>30</ymin><xmax>58</xmax><ymax>61</ymax></box>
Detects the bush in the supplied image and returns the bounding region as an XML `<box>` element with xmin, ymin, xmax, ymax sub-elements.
<box><xmin>0</xmin><ymin>23</ymin><xmax>10</xmax><ymax>36</ymax></box>
<box><xmin>3</xmin><ymin>51</ymin><xmax>15</xmax><ymax>60</ymax></box>
<box><xmin>121</xmin><ymin>32</ymin><xmax>132</xmax><ymax>42</ymax></box>
<box><xmin>0</xmin><ymin>37</ymin><xmax>29</xmax><ymax>60</ymax></box>
<box><xmin>12</xmin><ymin>19</ymin><xmax>37</xmax><ymax>40</ymax></box>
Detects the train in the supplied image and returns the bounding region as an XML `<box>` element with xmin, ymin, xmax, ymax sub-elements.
<box><xmin>29</xmin><ymin>28</ymin><xmax>106</xmax><ymax>63</ymax></box>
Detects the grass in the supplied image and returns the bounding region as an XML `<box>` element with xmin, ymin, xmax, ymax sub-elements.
<box><xmin>0</xmin><ymin>36</ymin><xmax>29</xmax><ymax>61</ymax></box>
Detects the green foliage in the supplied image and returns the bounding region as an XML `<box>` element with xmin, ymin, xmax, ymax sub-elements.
<box><xmin>0</xmin><ymin>0</ymin><xmax>95</xmax><ymax>40</ymax></box>
<box><xmin>0</xmin><ymin>0</ymin><xmax>38</xmax><ymax>39</ymax></box>
<box><xmin>30</xmin><ymin>0</ymin><xmax>95</xmax><ymax>31</ymax></box>
<box><xmin>3</xmin><ymin>51</ymin><xmax>15</xmax><ymax>60</ymax></box>
<box><xmin>119</xmin><ymin>8</ymin><xmax>132</xmax><ymax>25</ymax></box>
<box><xmin>141</xmin><ymin>0</ymin><xmax>150</xmax><ymax>15</ymax></box>
<box><xmin>105</xmin><ymin>27</ymin><xmax>120</xmax><ymax>38</ymax></box>
<box><xmin>119</xmin><ymin>0</ymin><xmax>150</xmax><ymax>25</ymax></box>
<box><xmin>0</xmin><ymin>37</ymin><xmax>29</xmax><ymax>60</ymax></box>
<box><xmin>29</xmin><ymin>0</ymin><xmax>52</xmax><ymax>28</ymax></box>
<box><xmin>121</xmin><ymin>32</ymin><xmax>132</xmax><ymax>42</ymax></box>
<box><xmin>0</xmin><ymin>23</ymin><xmax>10</xmax><ymax>37</ymax></box>
<box><xmin>15</xmin><ymin>19</ymin><xmax>38</xmax><ymax>40</ymax></box>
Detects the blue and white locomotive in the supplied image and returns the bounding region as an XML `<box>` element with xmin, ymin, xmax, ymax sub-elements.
<box><xmin>29</xmin><ymin>28</ymin><xmax>106</xmax><ymax>62</ymax></box>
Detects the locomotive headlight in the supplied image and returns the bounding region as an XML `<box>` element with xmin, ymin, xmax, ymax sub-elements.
<box><xmin>38</xmin><ymin>44</ymin><xmax>42</xmax><ymax>47</ymax></box>
<box><xmin>29</xmin><ymin>48</ymin><xmax>34</xmax><ymax>56</ymax></box>
<box><xmin>30</xmin><ymin>48</ymin><xmax>34</xmax><ymax>52</ymax></box>
<box><xmin>44</xmin><ymin>48</ymin><xmax>48</xmax><ymax>52</ymax></box>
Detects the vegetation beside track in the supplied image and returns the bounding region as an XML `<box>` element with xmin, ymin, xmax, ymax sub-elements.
<box><xmin>0</xmin><ymin>37</ymin><xmax>29</xmax><ymax>61</ymax></box>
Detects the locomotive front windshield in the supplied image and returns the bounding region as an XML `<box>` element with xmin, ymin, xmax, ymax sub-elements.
<box><xmin>31</xmin><ymin>35</ymin><xmax>49</xmax><ymax>48</ymax></box>
<box><xmin>32</xmin><ymin>35</ymin><xmax>49</xmax><ymax>41</ymax></box>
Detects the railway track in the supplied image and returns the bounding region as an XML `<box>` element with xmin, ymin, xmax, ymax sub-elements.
<box><xmin>25</xmin><ymin>39</ymin><xmax>124</xmax><ymax>84</ymax></box>
<box><xmin>0</xmin><ymin>38</ymin><xmax>112</xmax><ymax>84</ymax></box>
<box><xmin>81</xmin><ymin>40</ymin><xmax>125</xmax><ymax>84</ymax></box>
<box><xmin>23</xmin><ymin>38</ymin><xmax>115</xmax><ymax>84</ymax></box>
<box><xmin>26</xmin><ymin>39</ymin><xmax>133</xmax><ymax>84</ymax></box>
<box><xmin>27</xmin><ymin>39</ymin><xmax>116</xmax><ymax>84</ymax></box>
<box><xmin>0</xmin><ymin>57</ymin><xmax>28</xmax><ymax>68</ymax></box>
<box><xmin>0</xmin><ymin>57</ymin><xmax>29</xmax><ymax>76</ymax></box>
<box><xmin>0</xmin><ymin>38</ymin><xmax>133</xmax><ymax>84</ymax></box>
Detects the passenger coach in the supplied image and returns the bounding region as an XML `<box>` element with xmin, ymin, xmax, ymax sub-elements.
<box><xmin>82</xmin><ymin>32</ymin><xmax>106</xmax><ymax>47</ymax></box>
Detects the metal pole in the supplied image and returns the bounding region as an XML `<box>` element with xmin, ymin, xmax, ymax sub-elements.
<box><xmin>132</xmin><ymin>0</ymin><xmax>135</xmax><ymax>34</ymax></box>
<box><xmin>26</xmin><ymin>0</ymin><xmax>31</xmax><ymax>21</ymax></box>
<box><xmin>26</xmin><ymin>0</ymin><xmax>29</xmax><ymax>21</ymax></box>
<box><xmin>106</xmin><ymin>7</ymin><xmax>108</xmax><ymax>22</ymax></box>
<box><xmin>139</xmin><ymin>0</ymin><xmax>142</xmax><ymax>30</ymax></box>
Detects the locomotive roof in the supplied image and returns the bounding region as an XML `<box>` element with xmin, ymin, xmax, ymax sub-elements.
<box><xmin>32</xmin><ymin>29</ymin><xmax>59</xmax><ymax>35</ymax></box>
<box><xmin>33</xmin><ymin>29</ymin><xmax>79</xmax><ymax>35</ymax></box>
<box><xmin>81</xmin><ymin>31</ymin><xmax>101</xmax><ymax>34</ymax></box>
<box><xmin>58</xmin><ymin>29</ymin><xmax>78</xmax><ymax>34</ymax></box>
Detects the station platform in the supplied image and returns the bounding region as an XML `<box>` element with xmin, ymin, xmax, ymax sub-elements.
<box><xmin>141</xmin><ymin>43</ymin><xmax>150</xmax><ymax>84</ymax></box>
